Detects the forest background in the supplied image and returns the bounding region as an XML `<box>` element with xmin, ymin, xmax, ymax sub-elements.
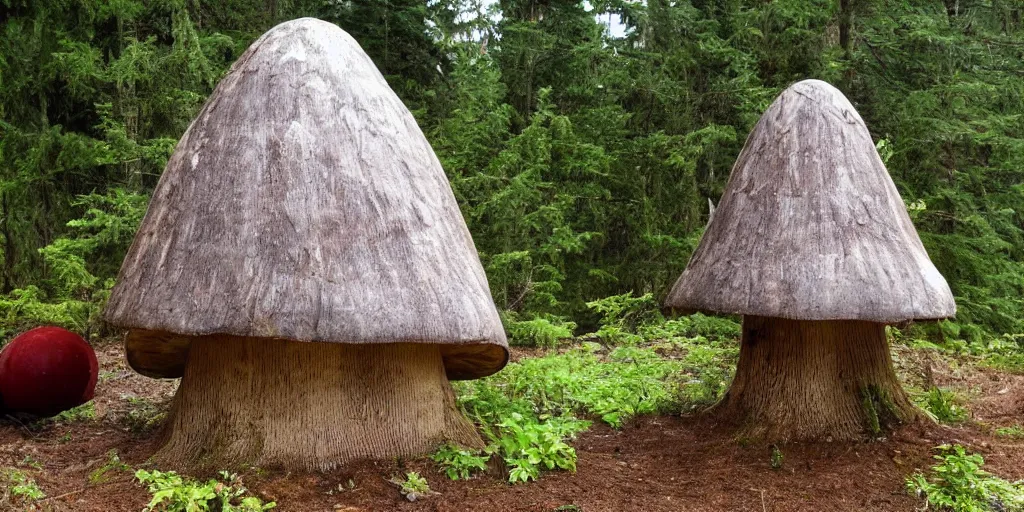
<box><xmin>1</xmin><ymin>0</ymin><xmax>1022</xmax><ymax>346</ymax></box>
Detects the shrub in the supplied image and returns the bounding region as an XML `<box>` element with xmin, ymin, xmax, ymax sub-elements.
<box><xmin>135</xmin><ymin>469</ymin><xmax>275</xmax><ymax>511</ymax></box>
<box><xmin>431</xmin><ymin>444</ymin><xmax>489</xmax><ymax>480</ymax></box>
<box><xmin>485</xmin><ymin>412</ymin><xmax>588</xmax><ymax>483</ymax></box>
<box><xmin>587</xmin><ymin>292</ymin><xmax>663</xmax><ymax>345</ymax></box>
<box><xmin>504</xmin><ymin>314</ymin><xmax>576</xmax><ymax>347</ymax></box>
<box><xmin>907</xmin><ymin>444</ymin><xmax>1024</xmax><ymax>512</ymax></box>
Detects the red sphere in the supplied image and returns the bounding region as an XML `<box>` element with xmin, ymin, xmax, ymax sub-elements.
<box><xmin>0</xmin><ymin>326</ymin><xmax>98</xmax><ymax>417</ymax></box>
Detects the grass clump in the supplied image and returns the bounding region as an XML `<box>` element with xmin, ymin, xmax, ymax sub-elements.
<box><xmin>907</xmin><ymin>444</ymin><xmax>1024</xmax><ymax>512</ymax></box>
<box><xmin>915</xmin><ymin>387</ymin><xmax>970</xmax><ymax>424</ymax></box>
<box><xmin>994</xmin><ymin>425</ymin><xmax>1024</xmax><ymax>440</ymax></box>
<box><xmin>28</xmin><ymin>401</ymin><xmax>96</xmax><ymax>430</ymax></box>
<box><xmin>121</xmin><ymin>394</ymin><xmax>167</xmax><ymax>433</ymax></box>
<box><xmin>136</xmin><ymin>469</ymin><xmax>275</xmax><ymax>511</ymax></box>
<box><xmin>89</xmin><ymin>450</ymin><xmax>131</xmax><ymax>484</ymax></box>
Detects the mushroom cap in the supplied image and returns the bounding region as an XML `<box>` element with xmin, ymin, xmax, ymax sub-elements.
<box><xmin>103</xmin><ymin>18</ymin><xmax>508</xmax><ymax>380</ymax></box>
<box><xmin>664</xmin><ymin>80</ymin><xmax>955</xmax><ymax>323</ymax></box>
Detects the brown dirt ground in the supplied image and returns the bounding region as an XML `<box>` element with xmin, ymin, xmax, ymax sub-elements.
<box><xmin>1</xmin><ymin>339</ymin><xmax>1022</xmax><ymax>512</ymax></box>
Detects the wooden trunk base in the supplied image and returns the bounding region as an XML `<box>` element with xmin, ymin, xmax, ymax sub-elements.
<box><xmin>715</xmin><ymin>316</ymin><xmax>921</xmax><ymax>441</ymax></box>
<box><xmin>156</xmin><ymin>337</ymin><xmax>482</xmax><ymax>471</ymax></box>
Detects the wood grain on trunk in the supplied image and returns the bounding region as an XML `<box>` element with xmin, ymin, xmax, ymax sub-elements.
<box><xmin>157</xmin><ymin>338</ymin><xmax>482</xmax><ymax>470</ymax></box>
<box><xmin>718</xmin><ymin>316</ymin><xmax>920</xmax><ymax>441</ymax></box>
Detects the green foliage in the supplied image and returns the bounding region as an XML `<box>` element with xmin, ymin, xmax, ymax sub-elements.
<box><xmin>0</xmin><ymin>286</ymin><xmax>92</xmax><ymax>340</ymax></box>
<box><xmin>916</xmin><ymin>387</ymin><xmax>970</xmax><ymax>424</ymax></box>
<box><xmin>452</xmin><ymin>327</ymin><xmax>737</xmax><ymax>482</ymax></box>
<box><xmin>770</xmin><ymin>445</ymin><xmax>784</xmax><ymax>470</ymax></box>
<box><xmin>454</xmin><ymin>372</ymin><xmax>590</xmax><ymax>483</ymax></box>
<box><xmin>52</xmin><ymin>401</ymin><xmax>96</xmax><ymax>423</ymax></box>
<box><xmin>486</xmin><ymin>413</ymin><xmax>587</xmax><ymax>484</ymax></box>
<box><xmin>901</xmin><ymin>328</ymin><xmax>1024</xmax><ymax>377</ymax></box>
<box><xmin>503</xmin><ymin>313</ymin><xmax>576</xmax><ymax>348</ymax></box>
<box><xmin>588</xmin><ymin>292</ymin><xmax>663</xmax><ymax>331</ymax></box>
<box><xmin>977</xmin><ymin>335</ymin><xmax>1024</xmax><ymax>374</ymax></box>
<box><xmin>121</xmin><ymin>395</ymin><xmax>168</xmax><ymax>433</ymax></box>
<box><xmin>29</xmin><ymin>401</ymin><xmax>97</xmax><ymax>429</ymax></box>
<box><xmin>3</xmin><ymin>0</ymin><xmax>1023</xmax><ymax>347</ymax></box>
<box><xmin>483</xmin><ymin>345</ymin><xmax>685</xmax><ymax>428</ymax></box>
<box><xmin>89</xmin><ymin>450</ymin><xmax>131</xmax><ymax>484</ymax></box>
<box><xmin>907</xmin><ymin>445</ymin><xmax>1024</xmax><ymax>512</ymax></box>
<box><xmin>135</xmin><ymin>469</ymin><xmax>275</xmax><ymax>512</ymax></box>
<box><xmin>587</xmin><ymin>292</ymin><xmax>663</xmax><ymax>345</ymax></box>
<box><xmin>431</xmin><ymin>444</ymin><xmax>489</xmax><ymax>481</ymax></box>
<box><xmin>0</xmin><ymin>189</ymin><xmax>147</xmax><ymax>337</ymax></box>
<box><xmin>641</xmin><ymin>314</ymin><xmax>742</xmax><ymax>343</ymax></box>
<box><xmin>0</xmin><ymin>0</ymin><xmax>235</xmax><ymax>299</ymax></box>
<box><xmin>2</xmin><ymin>468</ymin><xmax>45</xmax><ymax>503</ymax></box>
<box><xmin>390</xmin><ymin>471</ymin><xmax>435</xmax><ymax>501</ymax></box>
<box><xmin>994</xmin><ymin>425</ymin><xmax>1024</xmax><ymax>440</ymax></box>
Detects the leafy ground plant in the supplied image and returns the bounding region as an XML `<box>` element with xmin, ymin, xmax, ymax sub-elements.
<box><xmin>907</xmin><ymin>444</ymin><xmax>1024</xmax><ymax>512</ymax></box>
<box><xmin>390</xmin><ymin>471</ymin><xmax>435</xmax><ymax>502</ymax></box>
<box><xmin>493</xmin><ymin>345</ymin><xmax>687</xmax><ymax>427</ymax></box>
<box><xmin>431</xmin><ymin>444</ymin><xmax>489</xmax><ymax>480</ymax></box>
<box><xmin>485</xmin><ymin>413</ymin><xmax>589</xmax><ymax>483</ymax></box>
<box><xmin>451</xmin><ymin>323</ymin><xmax>738</xmax><ymax>483</ymax></box>
<box><xmin>915</xmin><ymin>387</ymin><xmax>970</xmax><ymax>424</ymax></box>
<box><xmin>135</xmin><ymin>469</ymin><xmax>275</xmax><ymax>511</ymax></box>
<box><xmin>1</xmin><ymin>468</ymin><xmax>45</xmax><ymax>507</ymax></box>
<box><xmin>995</xmin><ymin>425</ymin><xmax>1024</xmax><ymax>440</ymax></box>
<box><xmin>89</xmin><ymin>450</ymin><xmax>131</xmax><ymax>484</ymax></box>
<box><xmin>503</xmin><ymin>314</ymin><xmax>577</xmax><ymax>347</ymax></box>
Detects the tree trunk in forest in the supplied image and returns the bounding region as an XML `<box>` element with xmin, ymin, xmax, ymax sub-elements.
<box><xmin>1</xmin><ymin>193</ymin><xmax>13</xmax><ymax>293</ymax></box>
<box><xmin>839</xmin><ymin>0</ymin><xmax>852</xmax><ymax>57</ymax></box>
<box><xmin>714</xmin><ymin>316</ymin><xmax>921</xmax><ymax>441</ymax></box>
<box><xmin>156</xmin><ymin>337</ymin><xmax>483</xmax><ymax>471</ymax></box>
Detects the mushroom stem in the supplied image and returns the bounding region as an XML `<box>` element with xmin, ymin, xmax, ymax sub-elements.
<box><xmin>715</xmin><ymin>316</ymin><xmax>921</xmax><ymax>441</ymax></box>
<box><xmin>156</xmin><ymin>337</ymin><xmax>482</xmax><ymax>471</ymax></box>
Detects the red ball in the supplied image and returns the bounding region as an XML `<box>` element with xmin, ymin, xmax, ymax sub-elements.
<box><xmin>0</xmin><ymin>326</ymin><xmax>98</xmax><ymax>417</ymax></box>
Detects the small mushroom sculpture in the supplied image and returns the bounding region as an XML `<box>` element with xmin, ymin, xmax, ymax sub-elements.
<box><xmin>104</xmin><ymin>18</ymin><xmax>508</xmax><ymax>470</ymax></box>
<box><xmin>664</xmin><ymin>80</ymin><xmax>956</xmax><ymax>441</ymax></box>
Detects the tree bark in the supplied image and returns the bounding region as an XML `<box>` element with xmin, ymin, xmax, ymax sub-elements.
<box><xmin>839</xmin><ymin>0</ymin><xmax>852</xmax><ymax>56</ymax></box>
<box><xmin>156</xmin><ymin>337</ymin><xmax>483</xmax><ymax>471</ymax></box>
<box><xmin>715</xmin><ymin>316</ymin><xmax>921</xmax><ymax>441</ymax></box>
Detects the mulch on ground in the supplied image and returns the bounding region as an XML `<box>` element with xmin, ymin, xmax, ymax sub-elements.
<box><xmin>1</xmin><ymin>340</ymin><xmax>1022</xmax><ymax>512</ymax></box>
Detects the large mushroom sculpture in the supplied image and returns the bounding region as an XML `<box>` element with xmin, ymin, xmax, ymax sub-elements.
<box><xmin>104</xmin><ymin>18</ymin><xmax>508</xmax><ymax>470</ymax></box>
<box><xmin>664</xmin><ymin>80</ymin><xmax>956</xmax><ymax>441</ymax></box>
